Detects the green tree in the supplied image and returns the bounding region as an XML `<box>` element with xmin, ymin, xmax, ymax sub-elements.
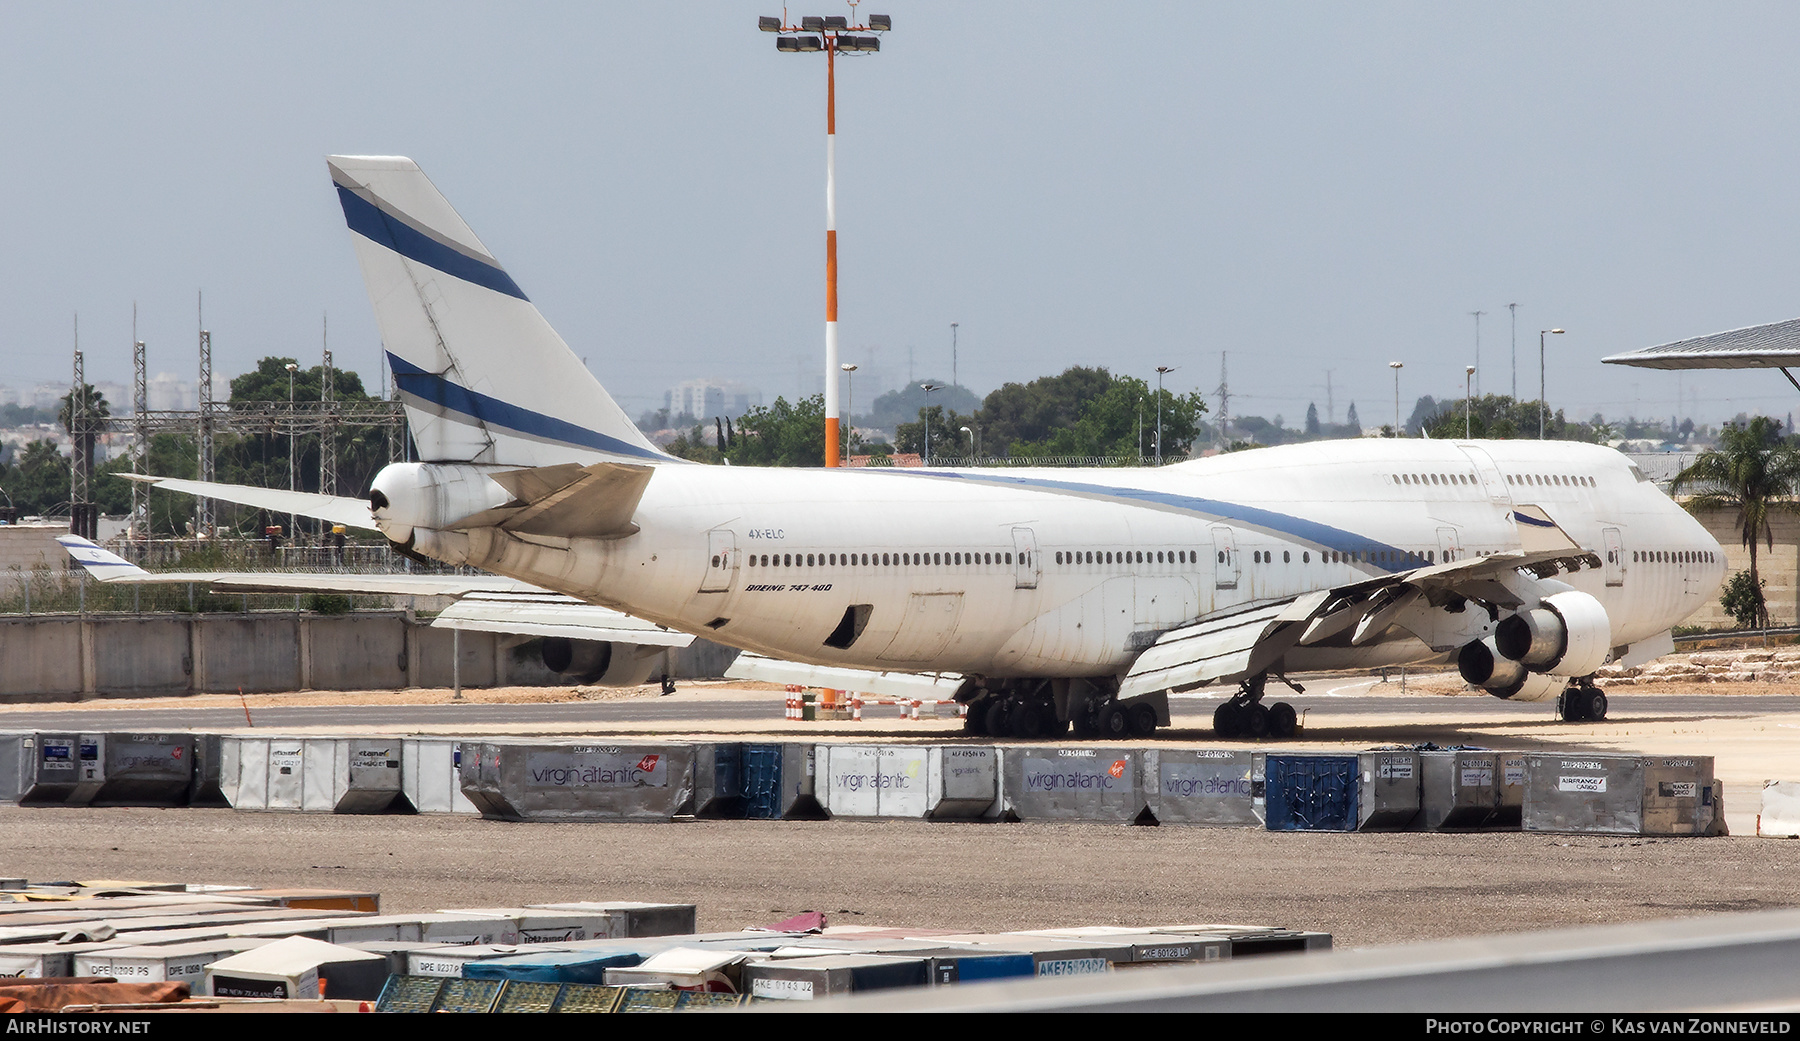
<box><xmin>895</xmin><ymin>406</ymin><xmax>975</xmax><ymax>460</ymax></box>
<box><xmin>4</xmin><ymin>440</ymin><xmax>70</xmax><ymax>516</ymax></box>
<box><xmin>867</xmin><ymin>381</ymin><xmax>981</xmax><ymax>433</ymax></box>
<box><xmin>1671</xmin><ymin>416</ymin><xmax>1800</xmax><ymax>629</ymax></box>
<box><xmin>975</xmin><ymin>367</ymin><xmax>1113</xmax><ymax>453</ymax></box>
<box><xmin>727</xmin><ymin>394</ymin><xmax>828</xmax><ymax>467</ymax></box>
<box><xmin>1719</xmin><ymin>570</ymin><xmax>1766</xmax><ymax>630</ymax></box>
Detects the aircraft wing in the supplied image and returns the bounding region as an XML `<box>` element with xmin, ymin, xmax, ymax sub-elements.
<box><xmin>724</xmin><ymin>651</ymin><xmax>966</xmax><ymax>700</ymax></box>
<box><xmin>122</xmin><ymin>474</ymin><xmax>378</xmax><ymax>532</ymax></box>
<box><xmin>1117</xmin><ymin>506</ymin><xmax>1602</xmax><ymax>699</ymax></box>
<box><xmin>57</xmin><ymin>536</ymin><xmax>693</xmax><ymax>648</ymax></box>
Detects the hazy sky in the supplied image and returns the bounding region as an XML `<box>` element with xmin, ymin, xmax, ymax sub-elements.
<box><xmin>5</xmin><ymin>2</ymin><xmax>1800</xmax><ymax>429</ymax></box>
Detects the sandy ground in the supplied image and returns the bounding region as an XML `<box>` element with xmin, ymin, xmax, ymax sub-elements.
<box><xmin>4</xmin><ymin>670</ymin><xmax>1800</xmax><ymax>949</ymax></box>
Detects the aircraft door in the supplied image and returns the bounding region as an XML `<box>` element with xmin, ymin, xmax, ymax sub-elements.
<box><xmin>1436</xmin><ymin>526</ymin><xmax>1462</xmax><ymax>563</ymax></box>
<box><xmin>1011</xmin><ymin>527</ymin><xmax>1040</xmax><ymax>589</ymax></box>
<box><xmin>1602</xmin><ymin>527</ymin><xmax>1625</xmax><ymax>587</ymax></box>
<box><xmin>700</xmin><ymin>529</ymin><xmax>738</xmax><ymax>593</ymax></box>
<box><xmin>1211</xmin><ymin>526</ymin><xmax>1239</xmax><ymax>590</ymax></box>
<box><xmin>1458</xmin><ymin>445</ymin><xmax>1513</xmax><ymax>505</ymax></box>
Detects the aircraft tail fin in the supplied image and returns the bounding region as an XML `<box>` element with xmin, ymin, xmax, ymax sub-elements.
<box><xmin>57</xmin><ymin>535</ymin><xmax>152</xmax><ymax>582</ymax></box>
<box><xmin>328</xmin><ymin>156</ymin><xmax>666</xmax><ymax>467</ymax></box>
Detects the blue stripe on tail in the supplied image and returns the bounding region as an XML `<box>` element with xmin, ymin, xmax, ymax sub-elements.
<box><xmin>387</xmin><ymin>354</ymin><xmax>669</xmax><ymax>461</ymax></box>
<box><xmin>336</xmin><ymin>185</ymin><xmax>529</xmax><ymax>301</ymax></box>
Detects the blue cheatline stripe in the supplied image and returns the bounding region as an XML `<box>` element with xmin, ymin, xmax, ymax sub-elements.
<box><xmin>1511</xmin><ymin>511</ymin><xmax>1556</xmax><ymax>527</ymax></box>
<box><xmin>865</xmin><ymin>469</ymin><xmax>1417</xmax><ymax>569</ymax></box>
<box><xmin>335</xmin><ymin>184</ymin><xmax>529</xmax><ymax>302</ymax></box>
<box><xmin>387</xmin><ymin>353</ymin><xmax>670</xmax><ymax>462</ymax></box>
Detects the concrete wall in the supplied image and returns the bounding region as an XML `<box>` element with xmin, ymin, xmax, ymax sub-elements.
<box><xmin>0</xmin><ymin>524</ymin><xmax>71</xmax><ymax>574</ymax></box>
<box><xmin>1688</xmin><ymin>507</ymin><xmax>1800</xmax><ymax>629</ymax></box>
<box><xmin>0</xmin><ymin>611</ymin><xmax>739</xmax><ymax>699</ymax></box>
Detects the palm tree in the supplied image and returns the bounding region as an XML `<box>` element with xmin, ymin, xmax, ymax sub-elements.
<box><xmin>1671</xmin><ymin>416</ymin><xmax>1800</xmax><ymax>628</ymax></box>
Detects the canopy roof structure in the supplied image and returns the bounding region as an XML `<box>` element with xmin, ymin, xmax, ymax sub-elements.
<box><xmin>1603</xmin><ymin>317</ymin><xmax>1800</xmax><ymax>371</ymax></box>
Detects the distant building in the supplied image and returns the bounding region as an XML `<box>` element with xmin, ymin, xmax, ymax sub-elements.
<box><xmin>665</xmin><ymin>379</ymin><xmax>761</xmax><ymax>421</ymax></box>
<box><xmin>148</xmin><ymin>372</ymin><xmax>194</xmax><ymax>411</ymax></box>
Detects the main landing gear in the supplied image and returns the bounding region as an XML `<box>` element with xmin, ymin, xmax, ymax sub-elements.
<box><xmin>1211</xmin><ymin>673</ymin><xmax>1299</xmax><ymax>740</ymax></box>
<box><xmin>960</xmin><ymin>679</ymin><xmax>1161</xmax><ymax>740</ymax></box>
<box><xmin>1558</xmin><ymin>680</ymin><xmax>1608</xmax><ymax>722</ymax></box>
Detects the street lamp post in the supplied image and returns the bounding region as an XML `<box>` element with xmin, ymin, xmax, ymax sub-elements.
<box><xmin>760</xmin><ymin>11</ymin><xmax>892</xmax><ymax>468</ymax></box>
<box><xmin>285</xmin><ymin>361</ymin><xmax>298</xmax><ymax>538</ymax></box>
<box><xmin>1465</xmin><ymin>365</ymin><xmax>1476</xmax><ymax>438</ymax></box>
<box><xmin>840</xmin><ymin>363</ymin><xmax>857</xmax><ymax>450</ymax></box>
<box><xmin>960</xmin><ymin>425</ymin><xmax>975</xmax><ymax>460</ymax></box>
<box><xmin>1389</xmin><ymin>361</ymin><xmax>1404</xmax><ymax>437</ymax></box>
<box><xmin>1155</xmin><ymin>365</ymin><xmax>1175</xmax><ymax>465</ymax></box>
<box><xmin>1539</xmin><ymin>328</ymin><xmax>1565</xmax><ymax>439</ymax></box>
<box><xmin>919</xmin><ymin>382</ymin><xmax>940</xmax><ymax>466</ymax></box>
<box><xmin>950</xmin><ymin>322</ymin><xmax>959</xmax><ymax>390</ymax></box>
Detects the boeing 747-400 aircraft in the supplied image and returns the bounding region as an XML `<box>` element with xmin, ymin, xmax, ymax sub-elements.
<box><xmin>125</xmin><ymin>156</ymin><xmax>1725</xmax><ymax>739</ymax></box>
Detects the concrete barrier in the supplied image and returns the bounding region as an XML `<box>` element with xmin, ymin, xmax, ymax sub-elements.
<box><xmin>0</xmin><ymin>613</ymin><xmax>743</xmax><ymax>701</ymax></box>
<box><xmin>199</xmin><ymin>617</ymin><xmax>303</xmax><ymax>693</ymax></box>
<box><xmin>93</xmin><ymin>617</ymin><xmax>192</xmax><ymax>693</ymax></box>
<box><xmin>1002</xmin><ymin>747</ymin><xmax>1146</xmax><ymax>824</ymax></box>
<box><xmin>0</xmin><ymin>618</ymin><xmax>82</xmax><ymax>695</ymax></box>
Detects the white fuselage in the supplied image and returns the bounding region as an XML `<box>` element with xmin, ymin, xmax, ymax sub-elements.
<box><xmin>416</xmin><ymin>438</ymin><xmax>1722</xmax><ymax>681</ymax></box>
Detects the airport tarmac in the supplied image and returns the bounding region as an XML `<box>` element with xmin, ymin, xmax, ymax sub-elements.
<box><xmin>3</xmin><ymin>672</ymin><xmax>1798</xmax><ymax>951</ymax></box>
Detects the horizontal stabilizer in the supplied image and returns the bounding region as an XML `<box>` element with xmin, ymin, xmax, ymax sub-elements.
<box><xmin>123</xmin><ymin>475</ymin><xmax>377</xmax><ymax>532</ymax></box>
<box><xmin>58</xmin><ymin>534</ymin><xmax>685</xmax><ymax>645</ymax></box>
<box><xmin>725</xmin><ymin>651</ymin><xmax>965</xmax><ymax>699</ymax></box>
<box><xmin>430</xmin><ymin>592</ymin><xmax>692</xmax><ymax>647</ymax></box>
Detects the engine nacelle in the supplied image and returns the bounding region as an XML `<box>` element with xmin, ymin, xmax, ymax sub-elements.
<box><xmin>540</xmin><ymin>638</ymin><xmax>662</xmax><ymax>687</ymax></box>
<box><xmin>1494</xmin><ymin>590</ymin><xmax>1612</xmax><ymax>677</ymax></box>
<box><xmin>368</xmin><ymin>463</ymin><xmax>513</xmax><ymax>544</ymax></box>
<box><xmin>1458</xmin><ymin>639</ymin><xmax>1563</xmax><ymax>701</ymax></box>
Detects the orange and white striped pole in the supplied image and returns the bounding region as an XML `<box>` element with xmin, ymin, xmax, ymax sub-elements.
<box><xmin>824</xmin><ymin>34</ymin><xmax>841</xmax><ymax>468</ymax></box>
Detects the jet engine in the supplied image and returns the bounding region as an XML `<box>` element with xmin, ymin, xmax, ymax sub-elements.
<box><xmin>368</xmin><ymin>462</ymin><xmax>513</xmax><ymax>544</ymax></box>
<box><xmin>1493</xmin><ymin>590</ymin><xmax>1612</xmax><ymax>678</ymax></box>
<box><xmin>1456</xmin><ymin>638</ymin><xmax>1563</xmax><ymax>701</ymax></box>
<box><xmin>540</xmin><ymin>637</ymin><xmax>663</xmax><ymax>687</ymax></box>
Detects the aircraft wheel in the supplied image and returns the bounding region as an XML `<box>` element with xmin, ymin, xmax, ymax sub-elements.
<box><xmin>1587</xmin><ymin>689</ymin><xmax>1608</xmax><ymax>721</ymax></box>
<box><xmin>1097</xmin><ymin>702</ymin><xmax>1130</xmax><ymax>739</ymax></box>
<box><xmin>1267</xmin><ymin>702</ymin><xmax>1298</xmax><ymax>739</ymax></box>
<box><xmin>1559</xmin><ymin>688</ymin><xmax>1589</xmax><ymax>723</ymax></box>
<box><xmin>1071</xmin><ymin>708</ymin><xmax>1099</xmax><ymax>739</ymax></box>
<box><xmin>963</xmin><ymin>703</ymin><xmax>989</xmax><ymax>735</ymax></box>
<box><xmin>1127</xmin><ymin>702</ymin><xmax>1159</xmax><ymax>737</ymax></box>
<box><xmin>661</xmin><ymin>676</ymin><xmax>677</xmax><ymax>696</ymax></box>
<box><xmin>1212</xmin><ymin>702</ymin><xmax>1241</xmax><ymax>739</ymax></box>
<box><xmin>1042</xmin><ymin>713</ymin><xmax>1071</xmax><ymax>738</ymax></box>
<box><xmin>1009</xmin><ymin>701</ymin><xmax>1047</xmax><ymax>740</ymax></box>
<box><xmin>1242</xmin><ymin>703</ymin><xmax>1271</xmax><ymax>739</ymax></box>
<box><xmin>984</xmin><ymin>699</ymin><xmax>1010</xmax><ymax>736</ymax></box>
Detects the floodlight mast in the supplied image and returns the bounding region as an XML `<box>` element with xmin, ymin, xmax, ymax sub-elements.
<box><xmin>761</xmin><ymin>10</ymin><xmax>891</xmax><ymax>467</ymax></box>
